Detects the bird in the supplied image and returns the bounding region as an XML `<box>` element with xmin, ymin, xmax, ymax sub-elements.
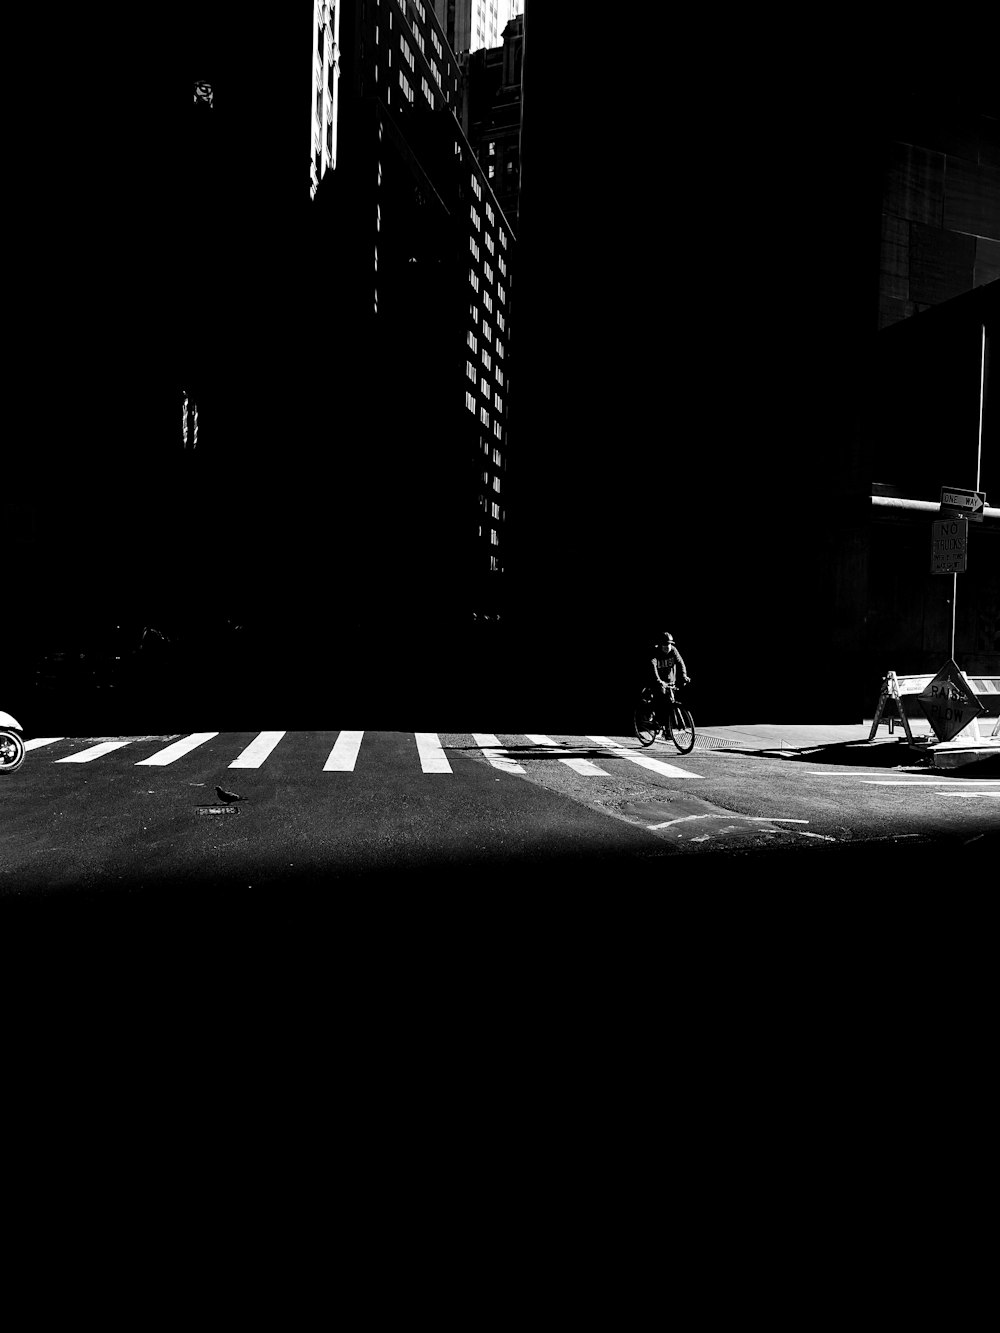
<box><xmin>216</xmin><ymin>785</ymin><xmax>244</xmax><ymax>803</ymax></box>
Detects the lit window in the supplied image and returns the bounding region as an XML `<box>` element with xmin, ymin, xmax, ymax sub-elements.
<box><xmin>469</xmin><ymin>269</ymin><xmax>479</xmax><ymax>292</ymax></box>
<box><xmin>484</xmin><ymin>292</ymin><xmax>493</xmax><ymax>313</ymax></box>
<box><xmin>467</xmin><ymin>330</ymin><xmax>477</xmax><ymax>351</ymax></box>
<box><xmin>484</xmin><ymin>262</ymin><xmax>493</xmax><ymax>285</ymax></box>
<box><xmin>480</xmin><ymin>407</ymin><xmax>489</xmax><ymax>426</ymax></box>
<box><xmin>494</xmin><ymin>391</ymin><xmax>502</xmax><ymax>411</ymax></box>
<box><xmin>491</xmin><ymin>529</ymin><xmax>498</xmax><ymax>545</ymax></box>
<box><xmin>466</xmin><ymin>360</ymin><xmax>476</xmax><ymax>381</ymax></box>
<box><xmin>492</xmin><ymin>502</ymin><xmax>501</xmax><ymax>520</ymax></box>
<box><xmin>492</xmin><ymin>475</ymin><xmax>500</xmax><ymax>493</ymax></box>
<box><xmin>498</xmin><ymin>284</ymin><xmax>505</xmax><ymax>305</ymax></box>
<box><xmin>481</xmin><ymin>377</ymin><xmax>489</xmax><ymax>396</ymax></box>
<box><xmin>482</xmin><ymin>348</ymin><xmax>491</xmax><ymax>370</ymax></box>
<box><xmin>465</xmin><ymin>391</ymin><xmax>476</xmax><ymax>414</ymax></box>
<box><xmin>492</xmin><ymin>447</ymin><xmax>502</xmax><ymax>465</ymax></box>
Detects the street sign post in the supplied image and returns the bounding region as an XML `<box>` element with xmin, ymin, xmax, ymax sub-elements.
<box><xmin>917</xmin><ymin>660</ymin><xmax>986</xmax><ymax>743</ymax></box>
<box><xmin>940</xmin><ymin>487</ymin><xmax>987</xmax><ymax>522</ymax></box>
<box><xmin>930</xmin><ymin>517</ymin><xmax>968</xmax><ymax>574</ymax></box>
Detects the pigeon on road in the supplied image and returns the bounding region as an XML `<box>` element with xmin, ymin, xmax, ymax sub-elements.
<box><xmin>216</xmin><ymin>786</ymin><xmax>244</xmax><ymax>803</ymax></box>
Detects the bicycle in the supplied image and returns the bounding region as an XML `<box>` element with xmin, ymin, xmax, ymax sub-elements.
<box><xmin>633</xmin><ymin>682</ymin><xmax>696</xmax><ymax>753</ymax></box>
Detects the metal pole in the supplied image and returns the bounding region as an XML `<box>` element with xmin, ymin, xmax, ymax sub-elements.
<box><xmin>951</xmin><ymin>572</ymin><xmax>957</xmax><ymax>660</ymax></box>
<box><xmin>978</xmin><ymin>323</ymin><xmax>986</xmax><ymax>493</ymax></box>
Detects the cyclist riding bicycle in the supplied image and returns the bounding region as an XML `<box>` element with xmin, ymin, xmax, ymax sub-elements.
<box><xmin>651</xmin><ymin>632</ymin><xmax>690</xmax><ymax>709</ymax></box>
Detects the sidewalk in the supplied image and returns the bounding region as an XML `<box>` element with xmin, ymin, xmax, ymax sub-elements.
<box><xmin>695</xmin><ymin>719</ymin><xmax>1000</xmax><ymax>768</ymax></box>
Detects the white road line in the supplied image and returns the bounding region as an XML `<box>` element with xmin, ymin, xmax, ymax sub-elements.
<box><xmin>808</xmin><ymin>773</ymin><xmax>1000</xmax><ymax>782</ymax></box>
<box><xmin>24</xmin><ymin>737</ymin><xmax>65</xmax><ymax>751</ymax></box>
<box><xmin>524</xmin><ymin>734</ymin><xmax>611</xmax><ymax>777</ymax></box>
<box><xmin>648</xmin><ymin>815</ymin><xmax>809</xmax><ymax>830</ymax></box>
<box><xmin>56</xmin><ymin>740</ymin><xmax>136</xmax><ymax>763</ymax></box>
<box><xmin>859</xmin><ymin>779</ymin><xmax>1000</xmax><ymax>786</ymax></box>
<box><xmin>587</xmin><ymin>736</ymin><xmax>702</xmax><ymax>779</ymax></box>
<box><xmin>135</xmin><ymin>732</ymin><xmax>220</xmax><ymax>766</ymax></box>
<box><xmin>415</xmin><ymin>733</ymin><xmax>452</xmax><ymax>774</ymax></box>
<box><xmin>935</xmin><ymin>792</ymin><xmax>1000</xmax><ymax>799</ymax></box>
<box><xmin>324</xmin><ymin>731</ymin><xmax>365</xmax><ymax>772</ymax></box>
<box><xmin>473</xmin><ymin>734</ymin><xmax>526</xmax><ymax>774</ymax></box>
<box><xmin>229</xmin><ymin>731</ymin><xmax>287</xmax><ymax>769</ymax></box>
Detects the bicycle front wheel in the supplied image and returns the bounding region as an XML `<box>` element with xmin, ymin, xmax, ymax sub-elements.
<box><xmin>669</xmin><ymin>705</ymin><xmax>695</xmax><ymax>754</ymax></box>
<box><xmin>634</xmin><ymin>692</ymin><xmax>659</xmax><ymax>747</ymax></box>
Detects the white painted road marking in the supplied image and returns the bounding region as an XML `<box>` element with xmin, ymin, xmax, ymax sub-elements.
<box><xmin>324</xmin><ymin>731</ymin><xmax>365</xmax><ymax>772</ymax></box>
<box><xmin>56</xmin><ymin>740</ymin><xmax>135</xmax><ymax>763</ymax></box>
<box><xmin>587</xmin><ymin>736</ymin><xmax>702</xmax><ymax>779</ymax></box>
<box><xmin>648</xmin><ymin>815</ymin><xmax>810</xmax><ymax>830</ymax></box>
<box><xmin>860</xmin><ymin>779</ymin><xmax>1000</xmax><ymax>787</ymax></box>
<box><xmin>807</xmin><ymin>774</ymin><xmax>1000</xmax><ymax>783</ymax></box>
<box><xmin>524</xmin><ymin>734</ymin><xmax>611</xmax><ymax>776</ymax></box>
<box><xmin>934</xmin><ymin>792</ymin><xmax>1000</xmax><ymax>799</ymax></box>
<box><xmin>229</xmin><ymin>731</ymin><xmax>287</xmax><ymax>769</ymax></box>
<box><xmin>136</xmin><ymin>733</ymin><xmax>220</xmax><ymax>766</ymax></box>
<box><xmin>415</xmin><ymin>733</ymin><xmax>452</xmax><ymax>774</ymax></box>
<box><xmin>24</xmin><ymin>737</ymin><xmax>65</xmax><ymax>751</ymax></box>
<box><xmin>473</xmin><ymin>734</ymin><xmax>526</xmax><ymax>774</ymax></box>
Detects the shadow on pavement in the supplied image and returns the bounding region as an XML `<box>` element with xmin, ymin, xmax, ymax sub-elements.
<box><xmin>755</xmin><ymin>738</ymin><xmax>1000</xmax><ymax>776</ymax></box>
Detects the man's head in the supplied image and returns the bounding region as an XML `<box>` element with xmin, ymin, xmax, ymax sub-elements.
<box><xmin>660</xmin><ymin>632</ymin><xmax>675</xmax><ymax>647</ymax></box>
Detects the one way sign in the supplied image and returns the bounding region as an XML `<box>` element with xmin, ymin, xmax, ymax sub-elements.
<box><xmin>940</xmin><ymin>487</ymin><xmax>987</xmax><ymax>522</ymax></box>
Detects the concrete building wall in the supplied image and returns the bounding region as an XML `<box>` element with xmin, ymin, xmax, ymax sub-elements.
<box><xmin>879</xmin><ymin>96</ymin><xmax>1000</xmax><ymax>329</ymax></box>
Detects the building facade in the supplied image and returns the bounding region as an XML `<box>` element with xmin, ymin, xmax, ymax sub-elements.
<box><xmin>878</xmin><ymin>94</ymin><xmax>1000</xmax><ymax>329</ymax></box>
<box><xmin>432</xmin><ymin>0</ymin><xmax>521</xmax><ymax>57</ymax></box>
<box><xmin>461</xmin><ymin>13</ymin><xmax>523</xmax><ymax>234</ymax></box>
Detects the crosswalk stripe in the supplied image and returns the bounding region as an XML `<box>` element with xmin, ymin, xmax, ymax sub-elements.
<box><xmin>324</xmin><ymin>730</ymin><xmax>364</xmax><ymax>772</ymax></box>
<box><xmin>56</xmin><ymin>740</ymin><xmax>135</xmax><ymax>763</ymax></box>
<box><xmin>473</xmin><ymin>734</ymin><xmax>527</xmax><ymax>774</ymax></box>
<box><xmin>587</xmin><ymin>736</ymin><xmax>703</xmax><ymax>779</ymax></box>
<box><xmin>229</xmin><ymin>731</ymin><xmax>287</xmax><ymax>769</ymax></box>
<box><xmin>135</xmin><ymin>732</ymin><xmax>220</xmax><ymax>766</ymax></box>
<box><xmin>524</xmin><ymin>734</ymin><xmax>611</xmax><ymax>776</ymax></box>
<box><xmin>24</xmin><ymin>737</ymin><xmax>65</xmax><ymax>751</ymax></box>
<box><xmin>415</xmin><ymin>732</ymin><xmax>452</xmax><ymax>774</ymax></box>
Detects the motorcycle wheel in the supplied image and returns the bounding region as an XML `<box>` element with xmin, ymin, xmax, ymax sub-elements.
<box><xmin>0</xmin><ymin>729</ymin><xmax>26</xmax><ymax>773</ymax></box>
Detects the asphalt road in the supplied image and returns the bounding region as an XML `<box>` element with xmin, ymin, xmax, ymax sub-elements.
<box><xmin>2</xmin><ymin>730</ymin><xmax>997</xmax><ymax>911</ymax></box>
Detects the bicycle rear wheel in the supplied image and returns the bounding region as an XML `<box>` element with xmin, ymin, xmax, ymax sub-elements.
<box><xmin>669</xmin><ymin>704</ymin><xmax>695</xmax><ymax>754</ymax></box>
<box><xmin>634</xmin><ymin>691</ymin><xmax>659</xmax><ymax>747</ymax></box>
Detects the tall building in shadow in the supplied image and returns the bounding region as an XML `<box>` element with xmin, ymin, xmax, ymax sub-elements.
<box><xmin>21</xmin><ymin>2</ymin><xmax>516</xmax><ymax>699</ymax></box>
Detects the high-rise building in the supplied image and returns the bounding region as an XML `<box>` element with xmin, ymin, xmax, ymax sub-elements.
<box><xmin>432</xmin><ymin>1</ymin><xmax>518</xmax><ymax>56</ymax></box>
<box><xmin>461</xmin><ymin>13</ymin><xmax>523</xmax><ymax>233</ymax></box>
<box><xmin>23</xmin><ymin>2</ymin><xmax>516</xmax><ymax>683</ymax></box>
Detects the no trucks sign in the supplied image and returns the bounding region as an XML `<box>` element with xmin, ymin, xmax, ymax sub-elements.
<box><xmin>931</xmin><ymin>517</ymin><xmax>968</xmax><ymax>574</ymax></box>
<box><xmin>917</xmin><ymin>661</ymin><xmax>985</xmax><ymax>742</ymax></box>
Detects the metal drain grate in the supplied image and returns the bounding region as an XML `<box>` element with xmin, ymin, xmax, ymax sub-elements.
<box><xmin>692</xmin><ymin>734</ymin><xmax>752</xmax><ymax>751</ymax></box>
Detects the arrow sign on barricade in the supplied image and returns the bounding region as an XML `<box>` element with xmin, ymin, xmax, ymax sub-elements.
<box><xmin>917</xmin><ymin>660</ymin><xmax>986</xmax><ymax>743</ymax></box>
